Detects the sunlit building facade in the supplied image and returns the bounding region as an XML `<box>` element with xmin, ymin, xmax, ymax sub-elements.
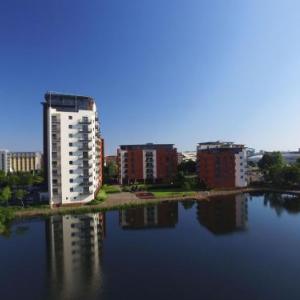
<box><xmin>118</xmin><ymin>143</ymin><xmax>178</xmax><ymax>184</ymax></box>
<box><xmin>43</xmin><ymin>92</ymin><xmax>103</xmax><ymax>206</ymax></box>
<box><xmin>197</xmin><ymin>141</ymin><xmax>247</xmax><ymax>189</ymax></box>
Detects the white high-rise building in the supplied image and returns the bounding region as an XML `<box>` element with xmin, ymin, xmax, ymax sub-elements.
<box><xmin>43</xmin><ymin>92</ymin><xmax>103</xmax><ymax>207</ymax></box>
<box><xmin>0</xmin><ymin>149</ymin><xmax>11</xmax><ymax>174</ymax></box>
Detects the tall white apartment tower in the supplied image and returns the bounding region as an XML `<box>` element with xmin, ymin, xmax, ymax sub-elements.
<box><xmin>43</xmin><ymin>92</ymin><xmax>103</xmax><ymax>207</ymax></box>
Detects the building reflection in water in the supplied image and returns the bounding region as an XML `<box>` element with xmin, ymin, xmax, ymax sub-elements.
<box><xmin>119</xmin><ymin>202</ymin><xmax>178</xmax><ymax>229</ymax></box>
<box><xmin>197</xmin><ymin>194</ymin><xmax>248</xmax><ymax>235</ymax></box>
<box><xmin>46</xmin><ymin>213</ymin><xmax>105</xmax><ymax>300</ymax></box>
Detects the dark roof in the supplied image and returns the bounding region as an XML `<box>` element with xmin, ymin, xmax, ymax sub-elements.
<box><xmin>120</xmin><ymin>143</ymin><xmax>175</xmax><ymax>150</ymax></box>
<box><xmin>43</xmin><ymin>92</ymin><xmax>95</xmax><ymax>112</ymax></box>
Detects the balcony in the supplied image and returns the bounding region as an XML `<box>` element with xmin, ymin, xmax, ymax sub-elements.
<box><xmin>79</xmin><ymin>120</ymin><xmax>92</xmax><ymax>125</ymax></box>
<box><xmin>80</xmin><ymin>181</ymin><xmax>93</xmax><ymax>187</ymax></box>
<box><xmin>79</xmin><ymin>138</ymin><xmax>92</xmax><ymax>143</ymax></box>
<box><xmin>82</xmin><ymin>188</ymin><xmax>93</xmax><ymax>195</ymax></box>
<box><xmin>79</xmin><ymin>146</ymin><xmax>92</xmax><ymax>151</ymax></box>
<box><xmin>82</xmin><ymin>155</ymin><xmax>92</xmax><ymax>160</ymax></box>
<box><xmin>79</xmin><ymin>129</ymin><xmax>92</xmax><ymax>133</ymax></box>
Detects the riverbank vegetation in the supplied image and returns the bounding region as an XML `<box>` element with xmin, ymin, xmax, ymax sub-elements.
<box><xmin>0</xmin><ymin>208</ymin><xmax>15</xmax><ymax>236</ymax></box>
<box><xmin>88</xmin><ymin>184</ymin><xmax>121</xmax><ymax>205</ymax></box>
<box><xmin>258</xmin><ymin>152</ymin><xmax>300</xmax><ymax>188</ymax></box>
<box><xmin>0</xmin><ymin>171</ymin><xmax>44</xmax><ymax>206</ymax></box>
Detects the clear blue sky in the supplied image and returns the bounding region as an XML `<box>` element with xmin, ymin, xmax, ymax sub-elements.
<box><xmin>0</xmin><ymin>0</ymin><xmax>299</xmax><ymax>155</ymax></box>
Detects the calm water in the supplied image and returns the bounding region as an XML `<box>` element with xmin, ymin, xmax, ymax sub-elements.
<box><xmin>1</xmin><ymin>193</ymin><xmax>300</xmax><ymax>300</ymax></box>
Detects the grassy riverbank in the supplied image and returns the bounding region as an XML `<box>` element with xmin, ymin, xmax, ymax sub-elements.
<box><xmin>1</xmin><ymin>187</ymin><xmax>299</xmax><ymax>222</ymax></box>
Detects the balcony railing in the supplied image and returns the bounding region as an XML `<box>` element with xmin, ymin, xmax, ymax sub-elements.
<box><xmin>79</xmin><ymin>120</ymin><xmax>92</xmax><ymax>125</ymax></box>
<box><xmin>79</xmin><ymin>147</ymin><xmax>92</xmax><ymax>151</ymax></box>
<box><xmin>79</xmin><ymin>129</ymin><xmax>92</xmax><ymax>133</ymax></box>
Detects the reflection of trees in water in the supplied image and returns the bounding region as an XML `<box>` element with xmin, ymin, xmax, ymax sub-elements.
<box><xmin>263</xmin><ymin>193</ymin><xmax>300</xmax><ymax>216</ymax></box>
<box><xmin>0</xmin><ymin>208</ymin><xmax>14</xmax><ymax>237</ymax></box>
<box><xmin>181</xmin><ymin>200</ymin><xmax>195</xmax><ymax>210</ymax></box>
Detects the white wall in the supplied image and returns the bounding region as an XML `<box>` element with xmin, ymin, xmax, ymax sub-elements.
<box><xmin>235</xmin><ymin>149</ymin><xmax>247</xmax><ymax>187</ymax></box>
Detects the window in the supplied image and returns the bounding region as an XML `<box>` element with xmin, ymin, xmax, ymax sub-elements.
<box><xmin>69</xmin><ymin>143</ymin><xmax>73</xmax><ymax>146</ymax></box>
<box><xmin>70</xmin><ymin>179</ymin><xmax>73</xmax><ymax>183</ymax></box>
<box><xmin>69</xmin><ymin>134</ymin><xmax>73</xmax><ymax>138</ymax></box>
<box><xmin>53</xmin><ymin>188</ymin><xmax>58</xmax><ymax>195</ymax></box>
<box><xmin>70</xmin><ymin>188</ymin><xmax>74</xmax><ymax>192</ymax></box>
<box><xmin>69</xmin><ymin>161</ymin><xmax>73</xmax><ymax>165</ymax></box>
<box><xmin>69</xmin><ymin>152</ymin><xmax>73</xmax><ymax>156</ymax></box>
<box><xmin>69</xmin><ymin>125</ymin><xmax>72</xmax><ymax>129</ymax></box>
<box><xmin>241</xmin><ymin>176</ymin><xmax>244</xmax><ymax>179</ymax></box>
<box><xmin>69</xmin><ymin>170</ymin><xmax>74</xmax><ymax>174</ymax></box>
<box><xmin>69</xmin><ymin>116</ymin><xmax>73</xmax><ymax>120</ymax></box>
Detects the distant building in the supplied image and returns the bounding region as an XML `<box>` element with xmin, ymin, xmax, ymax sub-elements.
<box><xmin>10</xmin><ymin>151</ymin><xmax>42</xmax><ymax>173</ymax></box>
<box><xmin>0</xmin><ymin>150</ymin><xmax>42</xmax><ymax>174</ymax></box>
<box><xmin>177</xmin><ymin>152</ymin><xmax>184</xmax><ymax>164</ymax></box>
<box><xmin>119</xmin><ymin>202</ymin><xmax>178</xmax><ymax>229</ymax></box>
<box><xmin>178</xmin><ymin>151</ymin><xmax>197</xmax><ymax>164</ymax></box>
<box><xmin>42</xmin><ymin>92</ymin><xmax>103</xmax><ymax>207</ymax></box>
<box><xmin>197</xmin><ymin>141</ymin><xmax>247</xmax><ymax>189</ymax></box>
<box><xmin>0</xmin><ymin>149</ymin><xmax>10</xmax><ymax>174</ymax></box>
<box><xmin>182</xmin><ymin>151</ymin><xmax>197</xmax><ymax>162</ymax></box>
<box><xmin>248</xmin><ymin>149</ymin><xmax>300</xmax><ymax>165</ymax></box>
<box><xmin>117</xmin><ymin>143</ymin><xmax>178</xmax><ymax>184</ymax></box>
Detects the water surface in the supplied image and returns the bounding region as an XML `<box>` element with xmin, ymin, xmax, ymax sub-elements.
<box><xmin>1</xmin><ymin>193</ymin><xmax>300</xmax><ymax>300</ymax></box>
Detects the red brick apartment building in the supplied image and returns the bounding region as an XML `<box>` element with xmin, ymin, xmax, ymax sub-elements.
<box><xmin>197</xmin><ymin>141</ymin><xmax>247</xmax><ymax>189</ymax></box>
<box><xmin>117</xmin><ymin>143</ymin><xmax>178</xmax><ymax>184</ymax></box>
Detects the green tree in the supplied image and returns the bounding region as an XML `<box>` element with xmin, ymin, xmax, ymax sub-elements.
<box><xmin>258</xmin><ymin>152</ymin><xmax>284</xmax><ymax>183</ymax></box>
<box><xmin>108</xmin><ymin>161</ymin><xmax>118</xmax><ymax>177</ymax></box>
<box><xmin>19</xmin><ymin>173</ymin><xmax>34</xmax><ymax>186</ymax></box>
<box><xmin>0</xmin><ymin>171</ymin><xmax>6</xmax><ymax>186</ymax></box>
<box><xmin>178</xmin><ymin>160</ymin><xmax>196</xmax><ymax>175</ymax></box>
<box><xmin>33</xmin><ymin>175</ymin><xmax>44</xmax><ymax>185</ymax></box>
<box><xmin>0</xmin><ymin>208</ymin><xmax>14</xmax><ymax>236</ymax></box>
<box><xmin>6</xmin><ymin>174</ymin><xmax>20</xmax><ymax>187</ymax></box>
<box><xmin>258</xmin><ymin>152</ymin><xmax>284</xmax><ymax>172</ymax></box>
<box><xmin>104</xmin><ymin>161</ymin><xmax>118</xmax><ymax>183</ymax></box>
<box><xmin>0</xmin><ymin>186</ymin><xmax>12</xmax><ymax>206</ymax></box>
<box><xmin>15</xmin><ymin>189</ymin><xmax>28</xmax><ymax>207</ymax></box>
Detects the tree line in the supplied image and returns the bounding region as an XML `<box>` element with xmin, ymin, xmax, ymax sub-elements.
<box><xmin>258</xmin><ymin>152</ymin><xmax>300</xmax><ymax>188</ymax></box>
<box><xmin>0</xmin><ymin>171</ymin><xmax>44</xmax><ymax>206</ymax></box>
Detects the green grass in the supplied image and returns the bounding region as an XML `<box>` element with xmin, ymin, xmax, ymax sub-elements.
<box><xmin>102</xmin><ymin>184</ymin><xmax>121</xmax><ymax>194</ymax></box>
<box><xmin>88</xmin><ymin>189</ymin><xmax>107</xmax><ymax>205</ymax></box>
<box><xmin>147</xmin><ymin>187</ymin><xmax>198</xmax><ymax>198</ymax></box>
